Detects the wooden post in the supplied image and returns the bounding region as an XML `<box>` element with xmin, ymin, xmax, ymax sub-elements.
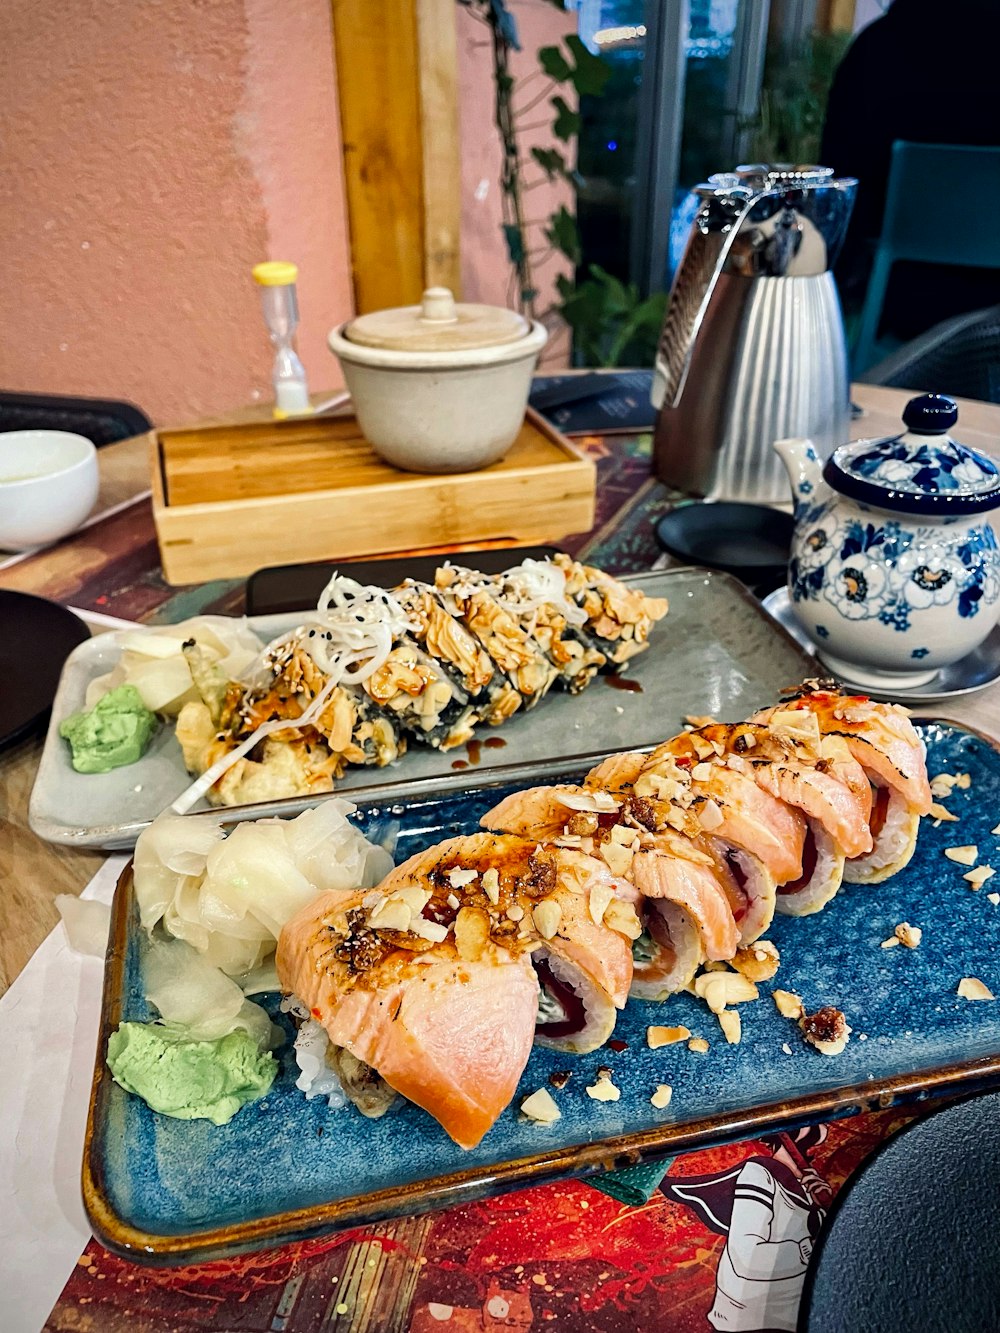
<box><xmin>816</xmin><ymin>0</ymin><xmax>856</xmax><ymax>31</ymax></box>
<box><xmin>331</xmin><ymin>0</ymin><xmax>461</xmax><ymax>312</ymax></box>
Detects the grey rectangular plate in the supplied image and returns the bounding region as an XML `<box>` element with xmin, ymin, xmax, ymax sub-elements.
<box><xmin>30</xmin><ymin>569</ymin><xmax>815</xmax><ymax>849</ymax></box>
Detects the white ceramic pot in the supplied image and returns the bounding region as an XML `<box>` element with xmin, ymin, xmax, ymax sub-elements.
<box><xmin>0</xmin><ymin>430</ymin><xmax>99</xmax><ymax>549</ymax></box>
<box><xmin>328</xmin><ymin>288</ymin><xmax>548</xmax><ymax>474</ymax></box>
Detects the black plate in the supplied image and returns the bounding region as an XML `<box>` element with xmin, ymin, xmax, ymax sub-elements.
<box><xmin>0</xmin><ymin>590</ymin><xmax>89</xmax><ymax>752</ymax></box>
<box><xmin>246</xmin><ymin>546</ymin><xmax>563</xmax><ymax>616</ymax></box>
<box><xmin>800</xmin><ymin>1092</ymin><xmax>1000</xmax><ymax>1332</ymax></box>
<box><xmin>656</xmin><ymin>502</ymin><xmax>794</xmax><ymax>594</ymax></box>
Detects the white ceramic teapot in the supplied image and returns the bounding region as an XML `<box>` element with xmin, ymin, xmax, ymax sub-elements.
<box><xmin>775</xmin><ymin>394</ymin><xmax>1000</xmax><ymax>689</ymax></box>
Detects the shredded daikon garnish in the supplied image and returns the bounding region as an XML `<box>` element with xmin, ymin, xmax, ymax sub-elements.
<box><xmin>172</xmin><ymin>575</ymin><xmax>412</xmax><ymax>813</ymax></box>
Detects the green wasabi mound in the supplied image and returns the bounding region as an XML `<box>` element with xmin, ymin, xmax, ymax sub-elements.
<box><xmin>107</xmin><ymin>1022</ymin><xmax>277</xmax><ymax>1125</ymax></box>
<box><xmin>60</xmin><ymin>684</ymin><xmax>157</xmax><ymax>773</ymax></box>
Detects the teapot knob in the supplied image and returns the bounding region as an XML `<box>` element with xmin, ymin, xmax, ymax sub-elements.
<box><xmin>902</xmin><ymin>393</ymin><xmax>958</xmax><ymax>434</ymax></box>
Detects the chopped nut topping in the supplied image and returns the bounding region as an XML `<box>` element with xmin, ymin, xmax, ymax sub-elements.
<box><xmin>521</xmin><ymin>1088</ymin><xmax>561</xmax><ymax>1124</ymax></box>
<box><xmin>684</xmin><ymin>714</ymin><xmax>717</xmax><ymax>728</ymax></box>
<box><xmin>690</xmin><ymin>735</ymin><xmax>716</xmax><ymax>761</ymax></box>
<box><xmin>718</xmin><ymin>1009</ymin><xmax>742</xmax><ymax>1044</ymax></box>
<box><xmin>447</xmin><ymin>867</ymin><xmax>480</xmax><ymax>889</ymax></box>
<box><xmin>957</xmin><ymin>977</ymin><xmax>995</xmax><ymax>1001</ymax></box>
<box><xmin>687</xmin><ymin>1037</ymin><xmax>710</xmax><ymax>1053</ymax></box>
<box><xmin>588</xmin><ymin>882</ymin><xmax>615</xmax><ymax>927</ymax></box>
<box><xmin>600</xmin><ymin>839</ymin><xmax>634</xmax><ymax>877</ymax></box>
<box><xmin>482</xmin><ymin>867</ymin><xmax>501</xmax><ymax>905</ymax></box>
<box><xmin>603</xmin><ymin>898</ymin><xmax>643</xmax><ymax>940</ymax></box>
<box><xmin>411</xmin><ymin>917</ymin><xmax>448</xmax><ymax>943</ymax></box>
<box><xmin>894</xmin><ymin>922</ymin><xmax>922</xmax><ymax>948</ymax></box>
<box><xmin>650</xmin><ymin>1084</ymin><xmax>673</xmax><ymax>1110</ymax></box>
<box><xmin>507</xmin><ymin>904</ymin><xmax>524</xmax><ymax>922</ymax></box>
<box><xmin>945</xmin><ymin>845</ymin><xmax>979</xmax><ymax>867</ymax></box>
<box><xmin>586</xmin><ymin>1075</ymin><xmax>621</xmax><ymax>1102</ymax></box>
<box><xmin>691</xmin><ymin>761</ymin><xmax>715</xmax><ymax>782</ymax></box>
<box><xmin>773</xmin><ymin>989</ymin><xmax>805</xmax><ymax>1020</ymax></box>
<box><xmin>929</xmin><ymin>802</ymin><xmax>959</xmax><ymax>823</ymax></box>
<box><xmin>454</xmin><ymin>906</ymin><xmax>490</xmax><ymax>962</ymax></box>
<box><xmin>800</xmin><ymin>1006</ymin><xmax>850</xmax><ymax>1055</ymax></box>
<box><xmin>964</xmin><ymin>865</ymin><xmax>996</xmax><ymax>889</ymax></box>
<box><xmin>732</xmin><ymin>940</ymin><xmax>780</xmax><ymax>982</ymax></box>
<box><xmin>695</xmin><ymin>970</ymin><xmax>759</xmax><ymax>1014</ymax></box>
<box><xmin>697</xmin><ymin>799</ymin><xmax>724</xmax><ymax>831</ymax></box>
<box><xmin>367</xmin><ymin>897</ymin><xmax>412</xmax><ymax>933</ymax></box>
<box><xmin>532</xmin><ymin>898</ymin><xmax>562</xmax><ymax>940</ymax></box>
<box><xmin>647</xmin><ymin>1024</ymin><xmax>691</xmax><ymax>1049</ymax></box>
<box><xmin>446</xmin><ymin>893</ymin><xmax>461</xmax><ymax>910</ymax></box>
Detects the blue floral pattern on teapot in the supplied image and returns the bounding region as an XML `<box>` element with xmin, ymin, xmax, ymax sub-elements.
<box><xmin>775</xmin><ymin>395</ymin><xmax>1000</xmax><ymax>683</ymax></box>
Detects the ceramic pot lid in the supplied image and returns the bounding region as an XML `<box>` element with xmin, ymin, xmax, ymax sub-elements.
<box><xmin>344</xmin><ymin>288</ymin><xmax>531</xmax><ymax>353</ymax></box>
<box><xmin>824</xmin><ymin>393</ymin><xmax>1000</xmax><ymax>517</ymax></box>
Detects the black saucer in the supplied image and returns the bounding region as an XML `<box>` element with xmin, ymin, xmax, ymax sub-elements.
<box><xmin>0</xmin><ymin>590</ymin><xmax>89</xmax><ymax>752</ymax></box>
<box><xmin>655</xmin><ymin>502</ymin><xmax>794</xmax><ymax>593</ymax></box>
<box><xmin>800</xmin><ymin>1092</ymin><xmax>1000</xmax><ymax>1332</ymax></box>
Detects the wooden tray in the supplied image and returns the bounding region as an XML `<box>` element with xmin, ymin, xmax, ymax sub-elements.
<box><xmin>150</xmin><ymin>408</ymin><xmax>596</xmax><ymax>585</ymax></box>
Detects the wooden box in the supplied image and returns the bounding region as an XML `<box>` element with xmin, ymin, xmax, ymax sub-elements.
<box><xmin>150</xmin><ymin>408</ymin><xmax>596</xmax><ymax>585</ymax></box>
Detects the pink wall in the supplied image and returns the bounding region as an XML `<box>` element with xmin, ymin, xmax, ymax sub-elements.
<box><xmin>457</xmin><ymin>0</ymin><xmax>576</xmax><ymax>365</ymax></box>
<box><xmin>0</xmin><ymin>0</ymin><xmax>352</xmax><ymax>426</ymax></box>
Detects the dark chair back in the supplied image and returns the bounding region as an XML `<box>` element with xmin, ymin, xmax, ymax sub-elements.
<box><xmin>0</xmin><ymin>391</ymin><xmax>152</xmax><ymax>447</ymax></box>
<box><xmin>861</xmin><ymin>304</ymin><xmax>1000</xmax><ymax>405</ymax></box>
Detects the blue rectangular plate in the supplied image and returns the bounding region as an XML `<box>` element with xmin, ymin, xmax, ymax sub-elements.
<box><xmin>84</xmin><ymin>720</ymin><xmax>1000</xmax><ymax>1265</ymax></box>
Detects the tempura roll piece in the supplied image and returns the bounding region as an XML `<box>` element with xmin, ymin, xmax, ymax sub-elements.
<box><xmin>553</xmin><ymin>553</ymin><xmax>669</xmax><ymax>667</ymax></box>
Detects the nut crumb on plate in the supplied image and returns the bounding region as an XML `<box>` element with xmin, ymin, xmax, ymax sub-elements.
<box><xmin>988</xmin><ymin>892</ymin><xmax>1000</xmax><ymax>906</ymax></box>
<box><xmin>688</xmin><ymin>1037</ymin><xmax>710</xmax><ymax>1054</ymax></box>
<box><xmin>880</xmin><ymin>936</ymin><xmax>900</xmax><ymax>949</ymax></box>
<box><xmin>772</xmin><ymin>989</ymin><xmax>805</xmax><ymax>1020</ymax></box>
<box><xmin>781</xmin><ymin>1042</ymin><xmax>792</xmax><ymax>1056</ymax></box>
<box><xmin>894</xmin><ymin>922</ymin><xmax>922</xmax><ymax>948</ymax></box>
<box><xmin>647</xmin><ymin>1024</ymin><xmax>691</xmax><ymax>1049</ymax></box>
<box><xmin>964</xmin><ymin>865</ymin><xmax>995</xmax><ymax>889</ymax></box>
<box><xmin>731</xmin><ymin>940</ymin><xmax>780</xmax><ymax>982</ymax></box>
<box><xmin>929</xmin><ymin>802</ymin><xmax>959</xmax><ymax>823</ymax></box>
<box><xmin>800</xmin><ymin>1005</ymin><xmax>851</xmax><ymax>1055</ymax></box>
<box><xmin>586</xmin><ymin>1073</ymin><xmax>621</xmax><ymax>1102</ymax></box>
<box><xmin>521</xmin><ymin>1088</ymin><xmax>561</xmax><ymax>1123</ymax></box>
<box><xmin>718</xmin><ymin>1009</ymin><xmax>741</xmax><ymax>1044</ymax></box>
<box><xmin>650</xmin><ymin>1084</ymin><xmax>673</xmax><ymax>1110</ymax></box>
<box><xmin>945</xmin><ymin>845</ymin><xmax>979</xmax><ymax>867</ymax></box>
<box><xmin>957</xmin><ymin>977</ymin><xmax>995</xmax><ymax>1001</ymax></box>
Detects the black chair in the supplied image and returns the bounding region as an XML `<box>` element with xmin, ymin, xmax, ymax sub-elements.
<box><xmin>860</xmin><ymin>304</ymin><xmax>1000</xmax><ymax>405</ymax></box>
<box><xmin>0</xmin><ymin>391</ymin><xmax>152</xmax><ymax>447</ymax></box>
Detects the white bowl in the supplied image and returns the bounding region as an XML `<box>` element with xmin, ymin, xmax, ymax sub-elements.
<box><xmin>328</xmin><ymin>321</ymin><xmax>548</xmax><ymax>473</ymax></box>
<box><xmin>0</xmin><ymin>430</ymin><xmax>99</xmax><ymax>549</ymax></box>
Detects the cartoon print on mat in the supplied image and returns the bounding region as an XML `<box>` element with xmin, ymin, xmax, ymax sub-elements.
<box><xmin>663</xmin><ymin>1127</ymin><xmax>832</xmax><ymax>1333</ymax></box>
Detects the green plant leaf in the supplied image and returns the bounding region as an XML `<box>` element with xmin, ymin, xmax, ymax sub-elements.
<box><xmin>544</xmin><ymin>205</ymin><xmax>581</xmax><ymax>264</ymax></box>
<box><xmin>564</xmin><ymin>34</ymin><xmax>612</xmax><ymax>96</ymax></box>
<box><xmin>502</xmin><ymin>223</ymin><xmax>526</xmax><ymax>267</ymax></box>
<box><xmin>551</xmin><ymin>95</ymin><xmax>581</xmax><ymax>142</ymax></box>
<box><xmin>538</xmin><ymin>45</ymin><xmax>572</xmax><ymax>81</ymax></box>
<box><xmin>530</xmin><ymin>146</ymin><xmax>566</xmax><ymax>180</ymax></box>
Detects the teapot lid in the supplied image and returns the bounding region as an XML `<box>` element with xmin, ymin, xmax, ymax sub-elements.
<box><xmin>344</xmin><ymin>288</ymin><xmax>530</xmax><ymax>353</ymax></box>
<box><xmin>823</xmin><ymin>394</ymin><xmax>1000</xmax><ymax>516</ymax></box>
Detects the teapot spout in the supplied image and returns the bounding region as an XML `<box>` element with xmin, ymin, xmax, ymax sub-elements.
<box><xmin>774</xmin><ymin>436</ymin><xmax>826</xmax><ymax>513</ymax></box>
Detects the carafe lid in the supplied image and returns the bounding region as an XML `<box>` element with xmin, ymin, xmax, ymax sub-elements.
<box><xmin>344</xmin><ymin>288</ymin><xmax>530</xmax><ymax>353</ymax></box>
<box><xmin>824</xmin><ymin>394</ymin><xmax>1000</xmax><ymax>516</ymax></box>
